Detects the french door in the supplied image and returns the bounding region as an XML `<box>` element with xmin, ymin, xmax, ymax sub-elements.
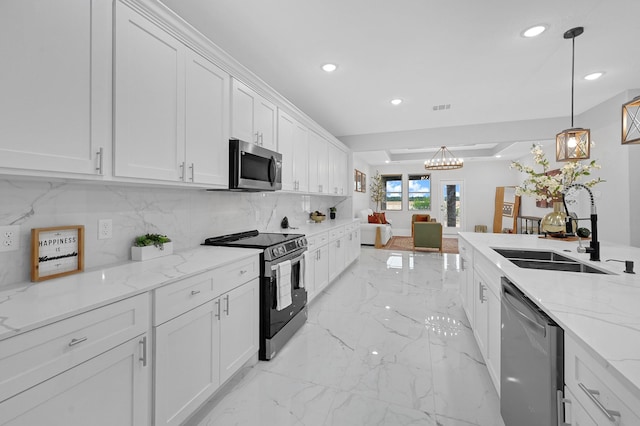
<box><xmin>440</xmin><ymin>180</ymin><xmax>464</xmax><ymax>235</ymax></box>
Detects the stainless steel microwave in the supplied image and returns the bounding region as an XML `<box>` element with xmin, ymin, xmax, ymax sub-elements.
<box><xmin>229</xmin><ymin>139</ymin><xmax>282</xmax><ymax>191</ymax></box>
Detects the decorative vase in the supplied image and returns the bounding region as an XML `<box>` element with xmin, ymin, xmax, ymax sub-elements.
<box><xmin>540</xmin><ymin>201</ymin><xmax>567</xmax><ymax>236</ymax></box>
<box><xmin>131</xmin><ymin>242</ymin><xmax>173</xmax><ymax>261</ymax></box>
<box><xmin>330</xmin><ymin>212</ymin><xmax>336</xmax><ymax>220</ymax></box>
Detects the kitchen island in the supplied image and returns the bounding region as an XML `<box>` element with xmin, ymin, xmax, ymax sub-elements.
<box><xmin>459</xmin><ymin>232</ymin><xmax>640</xmax><ymax>424</ymax></box>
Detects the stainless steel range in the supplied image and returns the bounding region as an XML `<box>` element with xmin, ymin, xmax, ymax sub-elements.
<box><xmin>203</xmin><ymin>230</ymin><xmax>307</xmax><ymax>360</ymax></box>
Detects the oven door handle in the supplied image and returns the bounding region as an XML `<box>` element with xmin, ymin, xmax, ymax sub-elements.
<box><xmin>271</xmin><ymin>252</ymin><xmax>305</xmax><ymax>271</ymax></box>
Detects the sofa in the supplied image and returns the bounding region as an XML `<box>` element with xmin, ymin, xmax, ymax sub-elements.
<box><xmin>358</xmin><ymin>208</ymin><xmax>392</xmax><ymax>246</ymax></box>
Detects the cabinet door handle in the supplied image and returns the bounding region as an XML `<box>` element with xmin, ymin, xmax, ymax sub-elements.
<box><xmin>189</xmin><ymin>163</ymin><xmax>195</xmax><ymax>182</ymax></box>
<box><xmin>239</xmin><ymin>269</ymin><xmax>247</xmax><ymax>275</ymax></box>
<box><xmin>68</xmin><ymin>337</ymin><xmax>87</xmax><ymax>347</ymax></box>
<box><xmin>578</xmin><ymin>383</ymin><xmax>621</xmax><ymax>422</ymax></box>
<box><xmin>215</xmin><ymin>299</ymin><xmax>221</xmax><ymax>319</ymax></box>
<box><xmin>224</xmin><ymin>294</ymin><xmax>230</xmax><ymax>315</ymax></box>
<box><xmin>139</xmin><ymin>336</ymin><xmax>147</xmax><ymax>367</ymax></box>
<box><xmin>179</xmin><ymin>162</ymin><xmax>186</xmax><ymax>181</ymax></box>
<box><xmin>191</xmin><ymin>290</ymin><xmax>201</xmax><ymax>296</ymax></box>
<box><xmin>95</xmin><ymin>147</ymin><xmax>104</xmax><ymax>175</ymax></box>
<box><xmin>478</xmin><ymin>282</ymin><xmax>486</xmax><ymax>302</ymax></box>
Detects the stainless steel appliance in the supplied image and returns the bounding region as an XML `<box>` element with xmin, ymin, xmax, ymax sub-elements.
<box><xmin>203</xmin><ymin>230</ymin><xmax>307</xmax><ymax>360</ymax></box>
<box><xmin>228</xmin><ymin>139</ymin><xmax>282</xmax><ymax>191</ymax></box>
<box><xmin>501</xmin><ymin>277</ymin><xmax>564</xmax><ymax>426</ymax></box>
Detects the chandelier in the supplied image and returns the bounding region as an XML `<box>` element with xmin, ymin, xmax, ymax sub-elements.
<box><xmin>556</xmin><ymin>27</ymin><xmax>590</xmax><ymax>162</ymax></box>
<box><xmin>424</xmin><ymin>146</ymin><xmax>463</xmax><ymax>170</ymax></box>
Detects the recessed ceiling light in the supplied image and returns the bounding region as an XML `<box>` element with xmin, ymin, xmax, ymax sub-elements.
<box><xmin>390</xmin><ymin>98</ymin><xmax>403</xmax><ymax>106</ymax></box>
<box><xmin>321</xmin><ymin>63</ymin><xmax>337</xmax><ymax>72</ymax></box>
<box><xmin>584</xmin><ymin>72</ymin><xmax>603</xmax><ymax>81</ymax></box>
<box><xmin>522</xmin><ymin>25</ymin><xmax>547</xmax><ymax>38</ymax></box>
<box><xmin>495</xmin><ymin>154</ymin><xmax>502</xmax><ymax>158</ymax></box>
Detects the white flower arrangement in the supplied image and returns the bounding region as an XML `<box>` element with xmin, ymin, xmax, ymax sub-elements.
<box><xmin>510</xmin><ymin>144</ymin><xmax>603</xmax><ymax>203</ymax></box>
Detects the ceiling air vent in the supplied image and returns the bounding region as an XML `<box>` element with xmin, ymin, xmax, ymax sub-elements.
<box><xmin>432</xmin><ymin>104</ymin><xmax>451</xmax><ymax>111</ymax></box>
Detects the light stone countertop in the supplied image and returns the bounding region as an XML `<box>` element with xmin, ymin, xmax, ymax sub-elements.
<box><xmin>458</xmin><ymin>232</ymin><xmax>640</xmax><ymax>400</ymax></box>
<box><xmin>0</xmin><ymin>246</ymin><xmax>261</xmax><ymax>342</ymax></box>
<box><xmin>0</xmin><ymin>221</ymin><xmax>357</xmax><ymax>342</ymax></box>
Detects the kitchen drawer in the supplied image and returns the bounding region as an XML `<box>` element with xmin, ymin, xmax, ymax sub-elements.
<box><xmin>458</xmin><ymin>237</ymin><xmax>474</xmax><ymax>262</ymax></box>
<box><xmin>565</xmin><ymin>334</ymin><xmax>640</xmax><ymax>425</ymax></box>
<box><xmin>329</xmin><ymin>226</ymin><xmax>345</xmax><ymax>240</ymax></box>
<box><xmin>154</xmin><ymin>256</ymin><xmax>259</xmax><ymax>325</ymax></box>
<box><xmin>307</xmin><ymin>232</ymin><xmax>329</xmax><ymax>249</ymax></box>
<box><xmin>473</xmin><ymin>252</ymin><xmax>501</xmax><ymax>296</ymax></box>
<box><xmin>0</xmin><ymin>293</ymin><xmax>149</xmax><ymax>403</ymax></box>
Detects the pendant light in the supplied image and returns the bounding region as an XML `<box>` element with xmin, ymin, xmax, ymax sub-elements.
<box><xmin>622</xmin><ymin>95</ymin><xmax>640</xmax><ymax>144</ymax></box>
<box><xmin>424</xmin><ymin>146</ymin><xmax>463</xmax><ymax>170</ymax></box>
<box><xmin>556</xmin><ymin>27</ymin><xmax>591</xmax><ymax>162</ymax></box>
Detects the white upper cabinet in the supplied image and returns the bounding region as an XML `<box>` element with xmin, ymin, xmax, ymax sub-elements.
<box><xmin>185</xmin><ymin>50</ymin><xmax>230</xmax><ymax>186</ymax></box>
<box><xmin>329</xmin><ymin>143</ymin><xmax>348</xmax><ymax>195</ymax></box>
<box><xmin>0</xmin><ymin>0</ymin><xmax>111</xmax><ymax>177</ymax></box>
<box><xmin>114</xmin><ymin>2</ymin><xmax>230</xmax><ymax>186</ymax></box>
<box><xmin>308</xmin><ymin>130</ymin><xmax>329</xmax><ymax>194</ymax></box>
<box><xmin>231</xmin><ymin>79</ymin><xmax>276</xmax><ymax>151</ymax></box>
<box><xmin>114</xmin><ymin>1</ymin><xmax>185</xmax><ymax>181</ymax></box>
<box><xmin>277</xmin><ymin>110</ymin><xmax>308</xmax><ymax>192</ymax></box>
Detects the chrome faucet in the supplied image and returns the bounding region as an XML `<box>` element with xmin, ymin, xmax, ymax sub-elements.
<box><xmin>563</xmin><ymin>183</ymin><xmax>600</xmax><ymax>261</ymax></box>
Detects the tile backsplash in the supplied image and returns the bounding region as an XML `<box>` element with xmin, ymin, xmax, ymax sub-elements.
<box><xmin>0</xmin><ymin>179</ymin><xmax>350</xmax><ymax>287</ymax></box>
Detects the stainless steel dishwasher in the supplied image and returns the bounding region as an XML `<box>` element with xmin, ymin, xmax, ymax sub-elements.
<box><xmin>500</xmin><ymin>277</ymin><xmax>564</xmax><ymax>426</ymax></box>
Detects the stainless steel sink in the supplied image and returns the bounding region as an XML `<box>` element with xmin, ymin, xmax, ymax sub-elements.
<box><xmin>492</xmin><ymin>248</ymin><xmax>612</xmax><ymax>274</ymax></box>
<box><xmin>493</xmin><ymin>248</ymin><xmax>575</xmax><ymax>263</ymax></box>
<box><xmin>508</xmin><ymin>259</ymin><xmax>609</xmax><ymax>274</ymax></box>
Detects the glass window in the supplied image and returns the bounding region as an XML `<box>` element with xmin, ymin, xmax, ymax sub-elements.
<box><xmin>382</xmin><ymin>174</ymin><xmax>402</xmax><ymax>211</ymax></box>
<box><xmin>408</xmin><ymin>174</ymin><xmax>431</xmax><ymax>210</ymax></box>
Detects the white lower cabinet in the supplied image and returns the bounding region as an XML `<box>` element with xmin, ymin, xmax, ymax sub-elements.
<box><xmin>563</xmin><ymin>334</ymin><xmax>640</xmax><ymax>426</ymax></box>
<box><xmin>328</xmin><ymin>227</ymin><xmax>346</xmax><ymax>283</ymax></box>
<box><xmin>154</xmin><ymin>301</ymin><xmax>219</xmax><ymax>426</ymax></box>
<box><xmin>458</xmin><ymin>238</ymin><xmax>474</xmax><ymax>326</ymax></box>
<box><xmin>0</xmin><ymin>335</ymin><xmax>150</xmax><ymax>426</ymax></box>
<box><xmin>472</xmin><ymin>255</ymin><xmax>501</xmax><ymax>395</ymax></box>
<box><xmin>0</xmin><ymin>294</ymin><xmax>150</xmax><ymax>425</ymax></box>
<box><xmin>563</xmin><ymin>386</ymin><xmax>599</xmax><ymax>426</ymax></box>
<box><xmin>153</xmin><ymin>261</ymin><xmax>259</xmax><ymax>426</ymax></box>
<box><xmin>306</xmin><ymin>232</ymin><xmax>329</xmax><ymax>303</ymax></box>
<box><xmin>219</xmin><ymin>282</ymin><xmax>259</xmax><ymax>383</ymax></box>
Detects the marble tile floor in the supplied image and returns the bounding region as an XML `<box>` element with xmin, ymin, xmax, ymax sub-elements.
<box><xmin>190</xmin><ymin>247</ymin><xmax>504</xmax><ymax>426</ymax></box>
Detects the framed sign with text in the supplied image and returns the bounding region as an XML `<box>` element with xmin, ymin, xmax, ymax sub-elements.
<box><xmin>31</xmin><ymin>225</ymin><xmax>84</xmax><ymax>282</ymax></box>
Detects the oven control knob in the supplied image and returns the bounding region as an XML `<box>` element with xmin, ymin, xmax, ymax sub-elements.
<box><xmin>272</xmin><ymin>248</ymin><xmax>279</xmax><ymax>257</ymax></box>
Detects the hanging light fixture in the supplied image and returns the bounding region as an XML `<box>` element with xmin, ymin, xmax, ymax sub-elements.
<box><xmin>424</xmin><ymin>146</ymin><xmax>463</xmax><ymax>170</ymax></box>
<box><xmin>622</xmin><ymin>96</ymin><xmax>640</xmax><ymax>144</ymax></box>
<box><xmin>556</xmin><ymin>27</ymin><xmax>591</xmax><ymax>162</ymax></box>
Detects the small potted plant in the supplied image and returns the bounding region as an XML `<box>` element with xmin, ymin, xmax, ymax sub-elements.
<box><xmin>131</xmin><ymin>233</ymin><xmax>173</xmax><ymax>261</ymax></box>
<box><xmin>329</xmin><ymin>207</ymin><xmax>337</xmax><ymax>220</ymax></box>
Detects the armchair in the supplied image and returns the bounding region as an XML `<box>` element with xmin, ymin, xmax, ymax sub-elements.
<box><xmin>411</xmin><ymin>214</ymin><xmax>433</xmax><ymax>238</ymax></box>
<box><xmin>413</xmin><ymin>221</ymin><xmax>443</xmax><ymax>253</ymax></box>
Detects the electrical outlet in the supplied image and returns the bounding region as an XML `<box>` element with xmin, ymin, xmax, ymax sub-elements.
<box><xmin>0</xmin><ymin>225</ymin><xmax>20</xmax><ymax>252</ymax></box>
<box><xmin>98</xmin><ymin>219</ymin><xmax>112</xmax><ymax>240</ymax></box>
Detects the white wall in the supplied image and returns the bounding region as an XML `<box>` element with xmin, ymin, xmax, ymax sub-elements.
<box><xmin>361</xmin><ymin>160</ymin><xmax>519</xmax><ymax>236</ymax></box>
<box><xmin>351</xmin><ymin>155</ymin><xmax>373</xmax><ymax>216</ymax></box>
<box><xmin>0</xmin><ymin>178</ymin><xmax>350</xmax><ymax>288</ymax></box>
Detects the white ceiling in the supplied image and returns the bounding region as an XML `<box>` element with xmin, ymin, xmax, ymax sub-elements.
<box><xmin>160</xmin><ymin>0</ymin><xmax>640</xmax><ymax>164</ymax></box>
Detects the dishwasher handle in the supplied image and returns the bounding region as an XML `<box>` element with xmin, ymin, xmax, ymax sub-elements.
<box><xmin>502</xmin><ymin>281</ymin><xmax>547</xmax><ymax>338</ymax></box>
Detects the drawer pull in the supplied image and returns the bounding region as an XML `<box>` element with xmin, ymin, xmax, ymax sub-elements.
<box><xmin>139</xmin><ymin>336</ymin><xmax>147</xmax><ymax>367</ymax></box>
<box><xmin>224</xmin><ymin>294</ymin><xmax>230</xmax><ymax>315</ymax></box>
<box><xmin>190</xmin><ymin>290</ymin><xmax>201</xmax><ymax>296</ymax></box>
<box><xmin>68</xmin><ymin>337</ymin><xmax>87</xmax><ymax>347</ymax></box>
<box><xmin>578</xmin><ymin>382</ymin><xmax>621</xmax><ymax>422</ymax></box>
<box><xmin>215</xmin><ymin>299</ymin><xmax>221</xmax><ymax>319</ymax></box>
<box><xmin>239</xmin><ymin>269</ymin><xmax>247</xmax><ymax>275</ymax></box>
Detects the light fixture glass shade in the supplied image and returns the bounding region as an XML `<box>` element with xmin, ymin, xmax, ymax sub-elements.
<box><xmin>424</xmin><ymin>146</ymin><xmax>463</xmax><ymax>170</ymax></box>
<box><xmin>556</xmin><ymin>127</ymin><xmax>590</xmax><ymax>161</ymax></box>
<box><xmin>622</xmin><ymin>96</ymin><xmax>640</xmax><ymax>144</ymax></box>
